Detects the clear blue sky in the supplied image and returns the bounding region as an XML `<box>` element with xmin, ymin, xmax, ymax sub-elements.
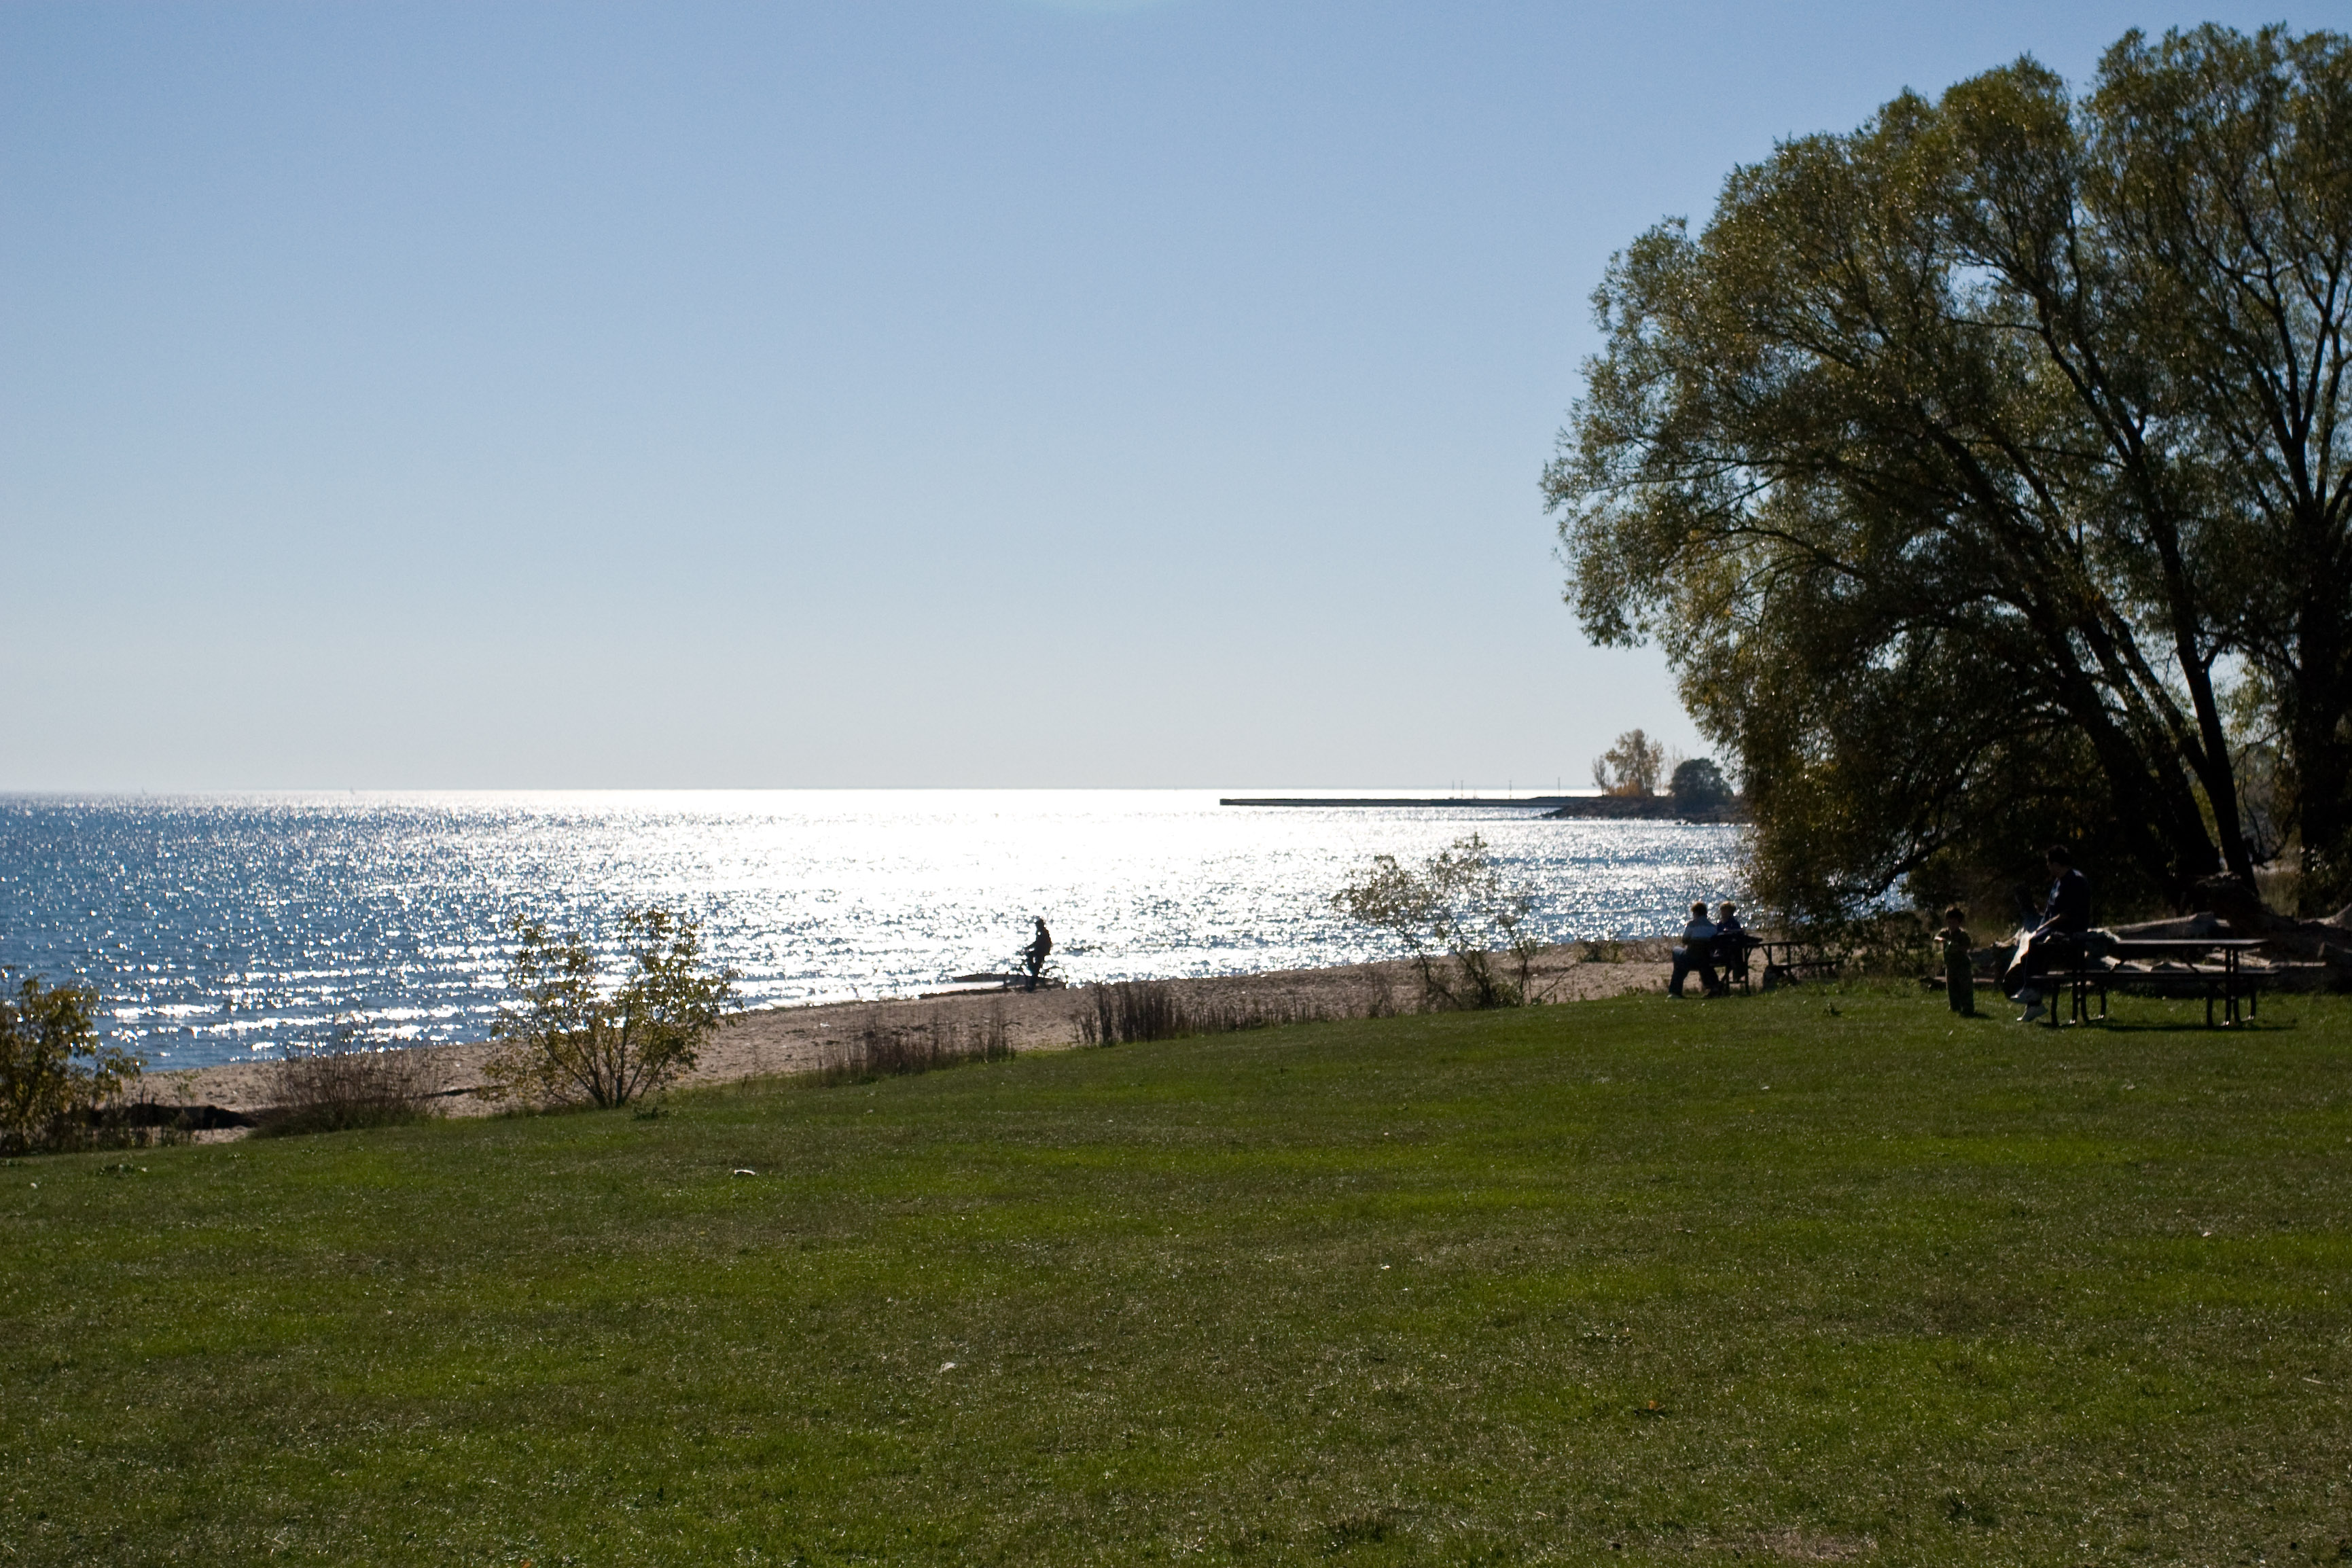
<box><xmin>3</xmin><ymin>1</ymin><xmax>2326</xmax><ymax>789</ymax></box>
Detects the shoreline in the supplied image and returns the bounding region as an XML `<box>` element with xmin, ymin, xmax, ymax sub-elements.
<box><xmin>143</xmin><ymin>942</ymin><xmax>1675</xmax><ymax>1124</ymax></box>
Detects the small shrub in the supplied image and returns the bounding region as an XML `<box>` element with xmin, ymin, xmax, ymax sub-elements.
<box><xmin>0</xmin><ymin>974</ymin><xmax>145</xmax><ymax>1156</ymax></box>
<box><xmin>1798</xmin><ymin>909</ymin><xmax>1932</xmax><ymax>978</ymax></box>
<box><xmin>1334</xmin><ymin>835</ymin><xmax>1543</xmax><ymax>1009</ymax></box>
<box><xmin>484</xmin><ymin>908</ymin><xmax>739</xmax><ymax>1109</ymax></box>
<box><xmin>252</xmin><ymin>1022</ymin><xmax>447</xmax><ymax>1138</ymax></box>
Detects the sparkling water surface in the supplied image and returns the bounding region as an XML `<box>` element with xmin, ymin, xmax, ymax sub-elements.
<box><xmin>0</xmin><ymin>791</ymin><xmax>1743</xmax><ymax>1067</ymax></box>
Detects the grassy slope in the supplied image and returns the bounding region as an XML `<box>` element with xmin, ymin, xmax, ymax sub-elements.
<box><xmin>4</xmin><ymin>987</ymin><xmax>2349</xmax><ymax>1567</ymax></box>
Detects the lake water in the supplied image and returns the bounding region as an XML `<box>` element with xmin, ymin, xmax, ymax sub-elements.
<box><xmin>0</xmin><ymin>791</ymin><xmax>1743</xmax><ymax>1067</ymax></box>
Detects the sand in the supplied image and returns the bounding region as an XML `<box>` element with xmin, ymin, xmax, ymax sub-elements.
<box><xmin>141</xmin><ymin>942</ymin><xmax>1675</xmax><ymax>1124</ymax></box>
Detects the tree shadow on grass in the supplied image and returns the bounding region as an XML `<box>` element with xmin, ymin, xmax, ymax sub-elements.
<box><xmin>2080</xmin><ymin>1013</ymin><xmax>2299</xmax><ymax>1035</ymax></box>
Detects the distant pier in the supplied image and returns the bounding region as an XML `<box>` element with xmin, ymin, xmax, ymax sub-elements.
<box><xmin>1217</xmin><ymin>796</ymin><xmax>1579</xmax><ymax>809</ymax></box>
<box><xmin>1219</xmin><ymin>794</ymin><xmax>1745</xmax><ymax>822</ymax></box>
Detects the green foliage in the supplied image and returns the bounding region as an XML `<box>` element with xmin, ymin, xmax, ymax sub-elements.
<box><xmin>484</xmin><ymin>908</ymin><xmax>738</xmax><ymax>1109</ymax></box>
<box><xmin>0</xmin><ymin>973</ymin><xmax>141</xmax><ymax>1156</ymax></box>
<box><xmin>6</xmin><ymin>993</ymin><xmax>2351</xmax><ymax>1563</ymax></box>
<box><xmin>1590</xmin><ymin>727</ymin><xmax>1666</xmax><ymax>797</ymax></box>
<box><xmin>1549</xmin><ymin>23</ymin><xmax>2352</xmax><ymax>914</ymax></box>
<box><xmin>1667</xmin><ymin>756</ymin><xmax>1730</xmax><ymax>809</ymax></box>
<box><xmin>1807</xmin><ymin>908</ymin><xmax>1940</xmax><ymax>980</ymax></box>
<box><xmin>1333</xmin><ymin>834</ymin><xmax>1541</xmax><ymax>1008</ymax></box>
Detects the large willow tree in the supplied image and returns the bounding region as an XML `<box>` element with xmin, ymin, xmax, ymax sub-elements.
<box><xmin>1550</xmin><ymin>24</ymin><xmax>2352</xmax><ymax>916</ymax></box>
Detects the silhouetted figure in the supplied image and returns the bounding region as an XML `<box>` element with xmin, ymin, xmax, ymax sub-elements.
<box><xmin>1669</xmin><ymin>902</ymin><xmax>1720</xmax><ymax>998</ymax></box>
<box><xmin>1711</xmin><ymin>902</ymin><xmax>1749</xmax><ymax>993</ymax></box>
<box><xmin>1939</xmin><ymin>905</ymin><xmax>1976</xmax><ymax>1016</ymax></box>
<box><xmin>1022</xmin><ymin>917</ymin><xmax>1053</xmax><ymax>989</ymax></box>
<box><xmin>2008</xmin><ymin>845</ymin><xmax>2092</xmax><ymax>1022</ymax></box>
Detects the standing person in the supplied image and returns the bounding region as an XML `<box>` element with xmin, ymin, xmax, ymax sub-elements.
<box><xmin>1938</xmin><ymin>905</ymin><xmax>1976</xmax><ymax>1016</ymax></box>
<box><xmin>1021</xmin><ymin>917</ymin><xmax>1053</xmax><ymax>989</ymax></box>
<box><xmin>2009</xmin><ymin>845</ymin><xmax>2092</xmax><ymax>1022</ymax></box>
<box><xmin>1668</xmin><ymin>902</ymin><xmax>1719</xmax><ymax>998</ymax></box>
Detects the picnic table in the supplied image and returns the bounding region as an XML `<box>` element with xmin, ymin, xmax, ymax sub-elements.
<box><xmin>2042</xmin><ymin>936</ymin><xmax>2270</xmax><ymax>1029</ymax></box>
<box><xmin>1751</xmin><ymin>938</ymin><xmax>1841</xmax><ymax>991</ymax></box>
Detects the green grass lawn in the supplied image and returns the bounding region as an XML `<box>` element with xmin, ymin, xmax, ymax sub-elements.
<box><xmin>6</xmin><ymin>986</ymin><xmax>2351</xmax><ymax>1566</ymax></box>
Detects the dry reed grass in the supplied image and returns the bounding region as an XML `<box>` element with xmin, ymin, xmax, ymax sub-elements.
<box><xmin>1073</xmin><ymin>974</ymin><xmax>1402</xmax><ymax>1048</ymax></box>
<box><xmin>253</xmin><ymin>1028</ymin><xmax>450</xmax><ymax>1137</ymax></box>
<box><xmin>809</xmin><ymin>1003</ymin><xmax>1014</xmax><ymax>1086</ymax></box>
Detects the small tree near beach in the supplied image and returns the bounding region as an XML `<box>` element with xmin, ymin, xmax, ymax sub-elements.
<box><xmin>1334</xmin><ymin>835</ymin><xmax>1544</xmax><ymax>1009</ymax></box>
<box><xmin>485</xmin><ymin>908</ymin><xmax>738</xmax><ymax>1109</ymax></box>
<box><xmin>0</xmin><ymin>974</ymin><xmax>143</xmax><ymax>1155</ymax></box>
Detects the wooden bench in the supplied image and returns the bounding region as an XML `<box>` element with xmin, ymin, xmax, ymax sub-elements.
<box><xmin>1713</xmin><ymin>934</ymin><xmax>1761</xmax><ymax>995</ymax></box>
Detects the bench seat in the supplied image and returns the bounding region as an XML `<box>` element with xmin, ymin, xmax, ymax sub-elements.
<box><xmin>2040</xmin><ymin>957</ymin><xmax>2275</xmax><ymax>1028</ymax></box>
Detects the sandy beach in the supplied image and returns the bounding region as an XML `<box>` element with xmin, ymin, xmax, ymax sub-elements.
<box><xmin>145</xmin><ymin>942</ymin><xmax>1674</xmax><ymax>1124</ymax></box>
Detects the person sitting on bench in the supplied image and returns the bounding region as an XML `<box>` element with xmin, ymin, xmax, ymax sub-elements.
<box><xmin>2009</xmin><ymin>846</ymin><xmax>2091</xmax><ymax>1022</ymax></box>
<box><xmin>1669</xmin><ymin>902</ymin><xmax>1722</xmax><ymax>998</ymax></box>
<box><xmin>1711</xmin><ymin>902</ymin><xmax>1751</xmax><ymax>987</ymax></box>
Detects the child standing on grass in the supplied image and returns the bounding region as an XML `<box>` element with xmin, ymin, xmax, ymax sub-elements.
<box><xmin>1939</xmin><ymin>906</ymin><xmax>1976</xmax><ymax>1016</ymax></box>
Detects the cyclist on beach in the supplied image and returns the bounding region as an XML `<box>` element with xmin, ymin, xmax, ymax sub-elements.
<box><xmin>1021</xmin><ymin>917</ymin><xmax>1053</xmax><ymax>987</ymax></box>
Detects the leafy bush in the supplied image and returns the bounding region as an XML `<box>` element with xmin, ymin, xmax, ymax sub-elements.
<box><xmin>1749</xmin><ymin>909</ymin><xmax>1935</xmax><ymax>982</ymax></box>
<box><xmin>1334</xmin><ymin>835</ymin><xmax>1542</xmax><ymax>1010</ymax></box>
<box><xmin>484</xmin><ymin>908</ymin><xmax>738</xmax><ymax>1109</ymax></box>
<box><xmin>0</xmin><ymin>974</ymin><xmax>144</xmax><ymax>1156</ymax></box>
<box><xmin>254</xmin><ymin>1022</ymin><xmax>448</xmax><ymax>1137</ymax></box>
<box><xmin>1836</xmin><ymin>910</ymin><xmax>1939</xmax><ymax>978</ymax></box>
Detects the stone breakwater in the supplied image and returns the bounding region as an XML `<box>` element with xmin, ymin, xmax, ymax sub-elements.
<box><xmin>1542</xmin><ymin>796</ymin><xmax>1747</xmax><ymax>824</ymax></box>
